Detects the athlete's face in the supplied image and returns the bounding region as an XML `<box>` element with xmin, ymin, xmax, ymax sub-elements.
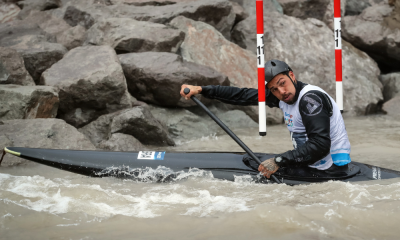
<box><xmin>267</xmin><ymin>71</ymin><xmax>297</xmax><ymax>104</ymax></box>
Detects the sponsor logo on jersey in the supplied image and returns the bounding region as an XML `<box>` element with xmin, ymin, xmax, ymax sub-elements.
<box><xmin>284</xmin><ymin>112</ymin><xmax>293</xmax><ymax>127</ymax></box>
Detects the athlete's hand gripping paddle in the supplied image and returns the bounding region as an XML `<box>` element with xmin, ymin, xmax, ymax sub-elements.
<box><xmin>183</xmin><ymin>88</ymin><xmax>281</xmax><ymax>184</ymax></box>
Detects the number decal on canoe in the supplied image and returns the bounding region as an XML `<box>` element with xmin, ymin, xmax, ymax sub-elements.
<box><xmin>137</xmin><ymin>151</ymin><xmax>165</xmax><ymax>160</ymax></box>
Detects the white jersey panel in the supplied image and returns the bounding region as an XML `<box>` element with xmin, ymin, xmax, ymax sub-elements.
<box><xmin>279</xmin><ymin>85</ymin><xmax>351</xmax><ymax>170</ymax></box>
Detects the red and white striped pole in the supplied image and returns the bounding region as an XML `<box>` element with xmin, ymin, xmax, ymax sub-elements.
<box><xmin>334</xmin><ymin>0</ymin><xmax>343</xmax><ymax>112</ymax></box>
<box><xmin>256</xmin><ymin>0</ymin><xmax>266</xmax><ymax>136</ymax></box>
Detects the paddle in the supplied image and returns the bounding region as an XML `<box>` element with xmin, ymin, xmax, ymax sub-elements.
<box><xmin>184</xmin><ymin>88</ymin><xmax>281</xmax><ymax>184</ymax></box>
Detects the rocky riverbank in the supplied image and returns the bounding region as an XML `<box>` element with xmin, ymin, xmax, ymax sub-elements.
<box><xmin>1</xmin><ymin>0</ymin><xmax>399</xmax><ymax>165</ymax></box>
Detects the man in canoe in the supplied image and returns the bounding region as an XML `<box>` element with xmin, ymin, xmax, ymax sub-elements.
<box><xmin>180</xmin><ymin>59</ymin><xmax>351</xmax><ymax>179</ymax></box>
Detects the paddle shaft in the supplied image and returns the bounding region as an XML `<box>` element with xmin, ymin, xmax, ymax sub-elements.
<box><xmin>184</xmin><ymin>88</ymin><xmax>281</xmax><ymax>184</ymax></box>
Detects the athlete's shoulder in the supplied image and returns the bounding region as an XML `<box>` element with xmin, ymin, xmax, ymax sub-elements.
<box><xmin>299</xmin><ymin>90</ymin><xmax>328</xmax><ymax>117</ymax></box>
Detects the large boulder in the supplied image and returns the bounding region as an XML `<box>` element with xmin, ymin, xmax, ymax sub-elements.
<box><xmin>0</xmin><ymin>22</ymin><xmax>67</xmax><ymax>84</ymax></box>
<box><xmin>97</xmin><ymin>133</ymin><xmax>144</xmax><ymax>151</ymax></box>
<box><xmin>110</xmin><ymin>0</ymin><xmax>236</xmax><ymax>40</ymax></box>
<box><xmin>257</xmin><ymin>12</ymin><xmax>382</xmax><ymax>115</ymax></box>
<box><xmin>231</xmin><ymin>11</ymin><xmax>385</xmax><ymax>115</ymax></box>
<box><xmin>110</xmin><ymin>107</ymin><xmax>175</xmax><ymax>146</ymax></box>
<box><xmin>230</xmin><ymin>1</ymin><xmax>248</xmax><ymax>24</ymax></box>
<box><xmin>17</xmin><ymin>0</ymin><xmax>62</xmax><ymax>20</ymax></box>
<box><xmin>56</xmin><ymin>24</ymin><xmax>86</xmax><ymax>50</ymax></box>
<box><xmin>85</xmin><ymin>18</ymin><xmax>185</xmax><ymax>53</ymax></box>
<box><xmin>380</xmin><ymin>72</ymin><xmax>400</xmax><ymax>101</ymax></box>
<box><xmin>118</xmin><ymin>52</ymin><xmax>230</xmax><ymax>107</ymax></box>
<box><xmin>0</xmin><ymin>84</ymin><xmax>59</xmax><ymax>120</ymax></box>
<box><xmin>0</xmin><ymin>47</ymin><xmax>35</xmax><ymax>86</ymax></box>
<box><xmin>62</xmin><ymin>0</ymin><xmax>235</xmax><ymax>40</ymax></box>
<box><xmin>345</xmin><ymin>0</ymin><xmax>385</xmax><ymax>16</ymax></box>
<box><xmin>62</xmin><ymin>0</ymin><xmax>112</xmax><ymax>29</ymax></box>
<box><xmin>148</xmin><ymin>104</ymin><xmax>258</xmax><ymax>142</ymax></box>
<box><xmin>0</xmin><ymin>118</ymin><xmax>96</xmax><ymax>166</ymax></box>
<box><xmin>231</xmin><ymin>0</ymin><xmax>283</xmax><ymax>16</ymax></box>
<box><xmin>0</xmin><ymin>3</ymin><xmax>20</xmax><ymax>23</ymax></box>
<box><xmin>40</xmin><ymin>45</ymin><xmax>132</xmax><ymax>127</ymax></box>
<box><xmin>79</xmin><ymin>106</ymin><xmax>175</xmax><ymax>147</ymax></box>
<box><xmin>110</xmin><ymin>0</ymin><xmax>196</xmax><ymax>6</ymax></box>
<box><xmin>342</xmin><ymin>2</ymin><xmax>400</xmax><ymax>71</ymax></box>
<box><xmin>21</xmin><ymin>10</ymin><xmax>71</xmax><ymax>37</ymax></box>
<box><xmin>169</xmin><ymin>16</ymin><xmax>283</xmax><ymax>123</ymax></box>
<box><xmin>382</xmin><ymin>96</ymin><xmax>400</xmax><ymax>117</ymax></box>
<box><xmin>277</xmin><ymin>0</ymin><xmax>346</xmax><ymax>29</ymax></box>
<box><xmin>17</xmin><ymin>10</ymin><xmax>87</xmax><ymax>50</ymax></box>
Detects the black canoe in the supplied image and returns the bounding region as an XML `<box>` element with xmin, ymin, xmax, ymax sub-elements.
<box><xmin>3</xmin><ymin>147</ymin><xmax>400</xmax><ymax>185</ymax></box>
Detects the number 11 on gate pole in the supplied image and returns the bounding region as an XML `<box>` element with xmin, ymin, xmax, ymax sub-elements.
<box><xmin>256</xmin><ymin>0</ymin><xmax>266</xmax><ymax>136</ymax></box>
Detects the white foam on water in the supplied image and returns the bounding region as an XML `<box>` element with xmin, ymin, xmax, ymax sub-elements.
<box><xmin>183</xmin><ymin>190</ymin><xmax>250</xmax><ymax>217</ymax></box>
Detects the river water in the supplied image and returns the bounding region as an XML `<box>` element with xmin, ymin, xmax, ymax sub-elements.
<box><xmin>1</xmin><ymin>116</ymin><xmax>400</xmax><ymax>239</ymax></box>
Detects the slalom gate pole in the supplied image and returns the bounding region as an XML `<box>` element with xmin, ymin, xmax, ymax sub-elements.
<box><xmin>334</xmin><ymin>0</ymin><xmax>343</xmax><ymax>113</ymax></box>
<box><xmin>183</xmin><ymin>88</ymin><xmax>281</xmax><ymax>184</ymax></box>
<box><xmin>256</xmin><ymin>0</ymin><xmax>267</xmax><ymax>136</ymax></box>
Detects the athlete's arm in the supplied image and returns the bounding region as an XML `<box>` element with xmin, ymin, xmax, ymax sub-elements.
<box><xmin>275</xmin><ymin>90</ymin><xmax>333</xmax><ymax>167</ymax></box>
<box><xmin>201</xmin><ymin>85</ymin><xmax>280</xmax><ymax>107</ymax></box>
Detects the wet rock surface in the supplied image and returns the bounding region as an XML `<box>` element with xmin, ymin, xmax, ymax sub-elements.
<box><xmin>119</xmin><ymin>52</ymin><xmax>229</xmax><ymax>107</ymax></box>
<box><xmin>85</xmin><ymin>18</ymin><xmax>185</xmax><ymax>53</ymax></box>
<box><xmin>41</xmin><ymin>45</ymin><xmax>131</xmax><ymax>127</ymax></box>
<box><xmin>0</xmin><ymin>2</ymin><xmax>20</xmax><ymax>23</ymax></box>
<box><xmin>0</xmin><ymin>84</ymin><xmax>59</xmax><ymax>121</ymax></box>
<box><xmin>261</xmin><ymin>12</ymin><xmax>382</xmax><ymax>116</ymax></box>
<box><xmin>342</xmin><ymin>1</ymin><xmax>400</xmax><ymax>71</ymax></box>
<box><xmin>0</xmin><ymin>118</ymin><xmax>95</xmax><ymax>165</ymax></box>
<box><xmin>0</xmin><ymin>47</ymin><xmax>34</xmax><ymax>86</ymax></box>
<box><xmin>380</xmin><ymin>72</ymin><xmax>400</xmax><ymax>101</ymax></box>
<box><xmin>382</xmin><ymin>95</ymin><xmax>400</xmax><ymax>117</ymax></box>
<box><xmin>170</xmin><ymin>16</ymin><xmax>283</xmax><ymax>123</ymax></box>
<box><xmin>79</xmin><ymin>106</ymin><xmax>175</xmax><ymax>148</ymax></box>
<box><xmin>0</xmin><ymin>22</ymin><xmax>67</xmax><ymax>84</ymax></box>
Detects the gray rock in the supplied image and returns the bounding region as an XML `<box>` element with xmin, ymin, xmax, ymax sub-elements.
<box><xmin>0</xmin><ymin>62</ymin><xmax>9</xmax><ymax>82</ymax></box>
<box><xmin>0</xmin><ymin>3</ymin><xmax>20</xmax><ymax>23</ymax></box>
<box><xmin>85</xmin><ymin>18</ymin><xmax>185</xmax><ymax>53</ymax></box>
<box><xmin>17</xmin><ymin>0</ymin><xmax>61</xmax><ymax>19</ymax></box>
<box><xmin>118</xmin><ymin>52</ymin><xmax>230</xmax><ymax>107</ymax></box>
<box><xmin>0</xmin><ymin>22</ymin><xmax>67</xmax><ymax>84</ymax></box>
<box><xmin>56</xmin><ymin>24</ymin><xmax>86</xmax><ymax>50</ymax></box>
<box><xmin>63</xmin><ymin>0</ymin><xmax>113</xmax><ymax>29</ymax></box>
<box><xmin>109</xmin><ymin>0</ymin><xmax>236</xmax><ymax>40</ymax></box>
<box><xmin>260</xmin><ymin>12</ymin><xmax>382</xmax><ymax>115</ymax></box>
<box><xmin>231</xmin><ymin>1</ymin><xmax>248</xmax><ymax>24</ymax></box>
<box><xmin>346</xmin><ymin>0</ymin><xmax>384</xmax><ymax>16</ymax></box>
<box><xmin>277</xmin><ymin>0</ymin><xmax>346</xmax><ymax>29</ymax></box>
<box><xmin>170</xmin><ymin>16</ymin><xmax>283</xmax><ymax>124</ymax></box>
<box><xmin>382</xmin><ymin>96</ymin><xmax>400</xmax><ymax>117</ymax></box>
<box><xmin>231</xmin><ymin>0</ymin><xmax>283</xmax><ymax>16</ymax></box>
<box><xmin>61</xmin><ymin>0</ymin><xmax>235</xmax><ymax>39</ymax></box>
<box><xmin>148</xmin><ymin>104</ymin><xmax>258</xmax><ymax>142</ymax></box>
<box><xmin>22</xmin><ymin>10</ymin><xmax>71</xmax><ymax>37</ymax></box>
<box><xmin>79</xmin><ymin>113</ymin><xmax>114</xmax><ymax>146</ymax></box>
<box><xmin>110</xmin><ymin>0</ymin><xmax>196</xmax><ymax>6</ymax></box>
<box><xmin>0</xmin><ymin>118</ymin><xmax>96</xmax><ymax>166</ymax></box>
<box><xmin>231</xmin><ymin>15</ymin><xmax>256</xmax><ymax>52</ymax></box>
<box><xmin>0</xmin><ymin>47</ymin><xmax>34</xmax><ymax>86</ymax></box>
<box><xmin>79</xmin><ymin>106</ymin><xmax>175</xmax><ymax>147</ymax></box>
<box><xmin>342</xmin><ymin>2</ymin><xmax>400</xmax><ymax>70</ymax></box>
<box><xmin>40</xmin><ymin>45</ymin><xmax>132</xmax><ymax>127</ymax></box>
<box><xmin>110</xmin><ymin>107</ymin><xmax>175</xmax><ymax>146</ymax></box>
<box><xmin>0</xmin><ymin>84</ymin><xmax>59</xmax><ymax>120</ymax></box>
<box><xmin>98</xmin><ymin>133</ymin><xmax>144</xmax><ymax>151</ymax></box>
<box><xmin>380</xmin><ymin>72</ymin><xmax>400</xmax><ymax>101</ymax></box>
